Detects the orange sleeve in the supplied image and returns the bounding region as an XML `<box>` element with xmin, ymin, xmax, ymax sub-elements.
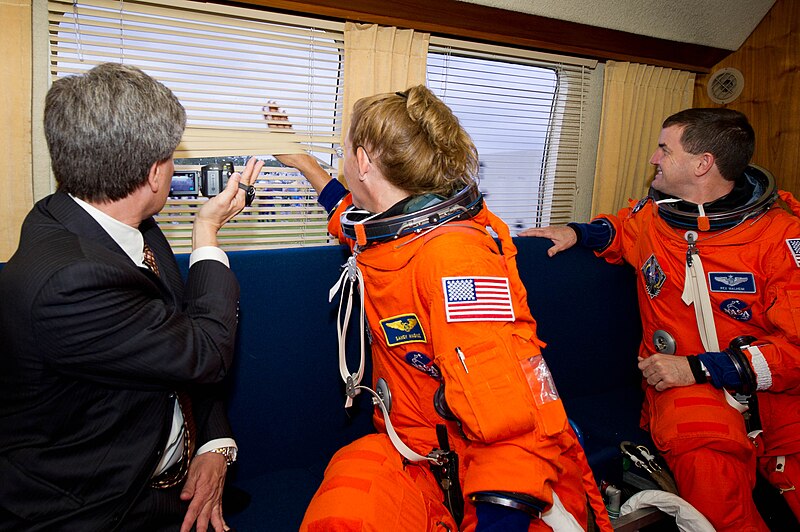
<box><xmin>592</xmin><ymin>199</ymin><xmax>647</xmax><ymax>266</ymax></box>
<box><xmin>754</xmin><ymin>222</ymin><xmax>800</xmax><ymax>394</ymax></box>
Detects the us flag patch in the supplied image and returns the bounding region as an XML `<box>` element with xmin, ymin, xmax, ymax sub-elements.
<box><xmin>442</xmin><ymin>276</ymin><xmax>515</xmax><ymax>322</ymax></box>
<box><xmin>787</xmin><ymin>239</ymin><xmax>800</xmax><ymax>267</ymax></box>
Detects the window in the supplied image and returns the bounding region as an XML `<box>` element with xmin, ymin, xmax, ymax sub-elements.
<box><xmin>47</xmin><ymin>0</ymin><xmax>344</xmax><ymax>251</ymax></box>
<box><xmin>427</xmin><ymin>40</ymin><xmax>595</xmax><ymax>230</ymax></box>
<box><xmin>45</xmin><ymin>1</ymin><xmax>596</xmax><ymax>250</ymax></box>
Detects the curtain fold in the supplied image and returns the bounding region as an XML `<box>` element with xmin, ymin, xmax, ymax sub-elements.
<box><xmin>341</xmin><ymin>22</ymin><xmax>429</xmax><ymax>143</ymax></box>
<box><xmin>591</xmin><ymin>61</ymin><xmax>695</xmax><ymax>216</ymax></box>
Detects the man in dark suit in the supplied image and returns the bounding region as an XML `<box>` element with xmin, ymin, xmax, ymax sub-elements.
<box><xmin>0</xmin><ymin>63</ymin><xmax>264</xmax><ymax>531</ymax></box>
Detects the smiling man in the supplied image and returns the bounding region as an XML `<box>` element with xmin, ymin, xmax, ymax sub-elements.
<box><xmin>521</xmin><ymin>108</ymin><xmax>800</xmax><ymax>531</ymax></box>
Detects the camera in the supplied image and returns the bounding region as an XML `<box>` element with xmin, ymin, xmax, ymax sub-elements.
<box><xmin>169</xmin><ymin>170</ymin><xmax>199</xmax><ymax>197</ymax></box>
<box><xmin>199</xmin><ymin>161</ymin><xmax>235</xmax><ymax>197</ymax></box>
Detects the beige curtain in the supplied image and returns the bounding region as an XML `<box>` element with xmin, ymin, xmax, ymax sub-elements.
<box><xmin>591</xmin><ymin>61</ymin><xmax>695</xmax><ymax>216</ymax></box>
<box><xmin>1</xmin><ymin>0</ymin><xmax>33</xmax><ymax>261</ymax></box>
<box><xmin>342</xmin><ymin>22</ymin><xmax>429</xmax><ymax>144</ymax></box>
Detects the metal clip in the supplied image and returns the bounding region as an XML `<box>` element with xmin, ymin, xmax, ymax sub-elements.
<box><xmin>344</xmin><ymin>255</ymin><xmax>359</xmax><ymax>282</ymax></box>
<box><xmin>427</xmin><ymin>448</ymin><xmax>448</xmax><ymax>466</ymax></box>
<box><xmin>636</xmin><ymin>444</ymin><xmax>663</xmax><ymax>471</ymax></box>
<box><xmin>345</xmin><ymin>374</ymin><xmax>358</xmax><ymax>398</ymax></box>
<box><xmin>620</xmin><ymin>441</ymin><xmax>655</xmax><ymax>473</ymax></box>
<box><xmin>684</xmin><ymin>231</ymin><xmax>698</xmax><ymax>267</ymax></box>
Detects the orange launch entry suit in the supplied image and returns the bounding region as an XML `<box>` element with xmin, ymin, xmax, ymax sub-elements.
<box><xmin>301</xmin><ymin>194</ymin><xmax>611</xmax><ymax>531</ymax></box>
<box><xmin>595</xmin><ymin>192</ymin><xmax>800</xmax><ymax>531</ymax></box>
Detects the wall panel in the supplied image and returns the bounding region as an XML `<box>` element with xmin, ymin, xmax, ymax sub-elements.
<box><xmin>0</xmin><ymin>0</ymin><xmax>33</xmax><ymax>261</ymax></box>
<box><xmin>694</xmin><ymin>0</ymin><xmax>800</xmax><ymax>196</ymax></box>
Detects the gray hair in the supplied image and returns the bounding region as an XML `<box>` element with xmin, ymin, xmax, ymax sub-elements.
<box><xmin>44</xmin><ymin>62</ymin><xmax>186</xmax><ymax>202</ymax></box>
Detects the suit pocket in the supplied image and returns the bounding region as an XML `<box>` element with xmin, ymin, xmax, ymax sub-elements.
<box><xmin>437</xmin><ymin>328</ymin><xmax>567</xmax><ymax>443</ymax></box>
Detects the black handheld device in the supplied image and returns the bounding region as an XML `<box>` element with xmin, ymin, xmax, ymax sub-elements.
<box><xmin>199</xmin><ymin>161</ymin><xmax>235</xmax><ymax>197</ymax></box>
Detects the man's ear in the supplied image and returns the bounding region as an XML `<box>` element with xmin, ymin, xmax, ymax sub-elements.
<box><xmin>695</xmin><ymin>152</ymin><xmax>715</xmax><ymax>176</ymax></box>
<box><xmin>356</xmin><ymin>146</ymin><xmax>371</xmax><ymax>181</ymax></box>
<box><xmin>146</xmin><ymin>161</ymin><xmax>162</xmax><ymax>193</ymax></box>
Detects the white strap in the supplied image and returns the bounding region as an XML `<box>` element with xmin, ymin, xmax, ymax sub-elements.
<box><xmin>328</xmin><ymin>255</ymin><xmax>433</xmax><ymax>463</ymax></box>
<box><xmin>681</xmin><ymin>249</ymin><xmax>719</xmax><ymax>352</ymax></box>
<box><xmin>329</xmin><ymin>255</ymin><xmax>366</xmax><ymax>408</ymax></box>
<box><xmin>356</xmin><ymin>386</ymin><xmax>431</xmax><ymax>462</ymax></box>
<box><xmin>680</xmin><ymin>234</ymin><xmax>747</xmax><ymax>413</ymax></box>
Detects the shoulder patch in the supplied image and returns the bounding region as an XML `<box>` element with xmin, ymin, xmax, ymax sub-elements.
<box><xmin>442</xmin><ymin>276</ymin><xmax>515</xmax><ymax>322</ymax></box>
<box><xmin>630</xmin><ymin>197</ymin><xmax>649</xmax><ymax>215</ymax></box>
<box><xmin>786</xmin><ymin>239</ymin><xmax>800</xmax><ymax>267</ymax></box>
<box><xmin>380</xmin><ymin>314</ymin><xmax>426</xmax><ymax>346</ymax></box>
<box><xmin>641</xmin><ymin>254</ymin><xmax>666</xmax><ymax>299</ymax></box>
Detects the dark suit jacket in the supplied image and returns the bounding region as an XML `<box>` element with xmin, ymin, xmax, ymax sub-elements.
<box><xmin>0</xmin><ymin>191</ymin><xmax>240</xmax><ymax>531</ymax></box>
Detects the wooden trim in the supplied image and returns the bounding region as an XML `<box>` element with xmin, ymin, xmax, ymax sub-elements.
<box><xmin>215</xmin><ymin>0</ymin><xmax>731</xmax><ymax>72</ymax></box>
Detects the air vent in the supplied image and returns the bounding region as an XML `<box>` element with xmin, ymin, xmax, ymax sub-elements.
<box><xmin>707</xmin><ymin>67</ymin><xmax>744</xmax><ymax>104</ymax></box>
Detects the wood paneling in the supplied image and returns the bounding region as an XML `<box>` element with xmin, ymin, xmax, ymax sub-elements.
<box><xmin>694</xmin><ymin>0</ymin><xmax>800</xmax><ymax>196</ymax></box>
<box><xmin>218</xmin><ymin>0</ymin><xmax>730</xmax><ymax>72</ymax></box>
<box><xmin>0</xmin><ymin>0</ymin><xmax>32</xmax><ymax>262</ymax></box>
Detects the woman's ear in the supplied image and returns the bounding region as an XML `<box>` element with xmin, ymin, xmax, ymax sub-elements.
<box><xmin>356</xmin><ymin>146</ymin><xmax>372</xmax><ymax>180</ymax></box>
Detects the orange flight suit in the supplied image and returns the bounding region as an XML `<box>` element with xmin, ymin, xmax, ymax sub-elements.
<box><xmin>595</xmin><ymin>191</ymin><xmax>800</xmax><ymax>531</ymax></box>
<box><xmin>301</xmin><ymin>195</ymin><xmax>611</xmax><ymax>531</ymax></box>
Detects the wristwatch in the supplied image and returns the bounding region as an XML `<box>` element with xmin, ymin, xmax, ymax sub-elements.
<box><xmin>207</xmin><ymin>446</ymin><xmax>238</xmax><ymax>466</ymax></box>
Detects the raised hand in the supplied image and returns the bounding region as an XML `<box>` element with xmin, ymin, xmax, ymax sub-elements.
<box><xmin>193</xmin><ymin>157</ymin><xmax>265</xmax><ymax>249</ymax></box>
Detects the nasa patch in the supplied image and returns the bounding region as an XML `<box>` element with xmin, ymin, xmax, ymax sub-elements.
<box><xmin>380</xmin><ymin>313</ymin><xmax>426</xmax><ymax>346</ymax></box>
<box><xmin>708</xmin><ymin>272</ymin><xmax>756</xmax><ymax>293</ymax></box>
<box><xmin>641</xmin><ymin>254</ymin><xmax>666</xmax><ymax>299</ymax></box>
<box><xmin>720</xmin><ymin>298</ymin><xmax>752</xmax><ymax>322</ymax></box>
<box><xmin>404</xmin><ymin>351</ymin><xmax>441</xmax><ymax>379</ymax></box>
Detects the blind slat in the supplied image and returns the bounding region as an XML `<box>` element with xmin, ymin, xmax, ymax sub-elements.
<box><xmin>50</xmin><ymin>0</ymin><xmax>343</xmax><ymax>250</ymax></box>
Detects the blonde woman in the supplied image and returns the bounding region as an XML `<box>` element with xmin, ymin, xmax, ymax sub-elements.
<box><xmin>270</xmin><ymin>86</ymin><xmax>610</xmax><ymax>531</ymax></box>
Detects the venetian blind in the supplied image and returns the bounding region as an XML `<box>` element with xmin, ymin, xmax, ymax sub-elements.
<box><xmin>47</xmin><ymin>0</ymin><xmax>345</xmax><ymax>251</ymax></box>
<box><xmin>427</xmin><ymin>39</ymin><xmax>595</xmax><ymax>229</ymax></box>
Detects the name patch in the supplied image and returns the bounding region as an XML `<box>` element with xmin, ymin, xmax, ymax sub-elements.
<box><xmin>380</xmin><ymin>314</ymin><xmax>426</xmax><ymax>346</ymax></box>
<box><xmin>708</xmin><ymin>272</ymin><xmax>756</xmax><ymax>293</ymax></box>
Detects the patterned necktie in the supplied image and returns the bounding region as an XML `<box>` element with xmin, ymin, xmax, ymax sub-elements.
<box><xmin>142</xmin><ymin>240</ymin><xmax>198</xmax><ymax>489</ymax></box>
<box><xmin>142</xmin><ymin>242</ymin><xmax>160</xmax><ymax>277</ymax></box>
